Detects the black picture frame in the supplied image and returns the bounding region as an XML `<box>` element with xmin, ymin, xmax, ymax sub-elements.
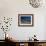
<box><xmin>18</xmin><ymin>14</ymin><xmax>34</xmax><ymax>27</ymax></box>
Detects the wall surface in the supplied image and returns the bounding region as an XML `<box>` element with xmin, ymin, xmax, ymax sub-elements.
<box><xmin>0</xmin><ymin>0</ymin><xmax>46</xmax><ymax>40</ymax></box>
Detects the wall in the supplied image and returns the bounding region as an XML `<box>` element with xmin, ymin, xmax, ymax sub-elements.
<box><xmin>0</xmin><ymin>0</ymin><xmax>46</xmax><ymax>40</ymax></box>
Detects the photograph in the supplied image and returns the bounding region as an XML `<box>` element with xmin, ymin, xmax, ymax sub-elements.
<box><xmin>18</xmin><ymin>14</ymin><xmax>34</xmax><ymax>26</ymax></box>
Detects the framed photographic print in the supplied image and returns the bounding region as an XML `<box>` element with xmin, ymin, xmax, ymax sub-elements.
<box><xmin>18</xmin><ymin>14</ymin><xmax>34</xmax><ymax>27</ymax></box>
